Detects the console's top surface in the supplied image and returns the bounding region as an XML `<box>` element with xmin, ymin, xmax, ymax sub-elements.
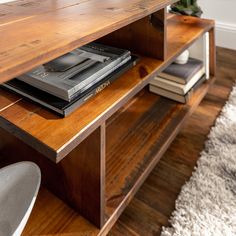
<box><xmin>0</xmin><ymin>0</ymin><xmax>173</xmax><ymax>83</ymax></box>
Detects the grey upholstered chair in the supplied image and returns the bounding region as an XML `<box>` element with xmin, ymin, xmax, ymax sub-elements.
<box><xmin>0</xmin><ymin>162</ymin><xmax>41</xmax><ymax>236</ymax></box>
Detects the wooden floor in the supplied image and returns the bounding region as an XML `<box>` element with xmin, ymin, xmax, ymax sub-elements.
<box><xmin>109</xmin><ymin>48</ymin><xmax>236</xmax><ymax>236</ymax></box>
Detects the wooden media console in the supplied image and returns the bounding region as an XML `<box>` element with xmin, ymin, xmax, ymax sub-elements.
<box><xmin>0</xmin><ymin>1</ymin><xmax>215</xmax><ymax>235</ymax></box>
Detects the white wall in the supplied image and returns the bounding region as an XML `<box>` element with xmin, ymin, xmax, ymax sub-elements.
<box><xmin>198</xmin><ymin>0</ymin><xmax>236</xmax><ymax>50</ymax></box>
<box><xmin>0</xmin><ymin>0</ymin><xmax>16</xmax><ymax>3</ymax></box>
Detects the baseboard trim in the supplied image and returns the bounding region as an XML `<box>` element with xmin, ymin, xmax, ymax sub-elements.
<box><xmin>216</xmin><ymin>21</ymin><xmax>236</xmax><ymax>50</ymax></box>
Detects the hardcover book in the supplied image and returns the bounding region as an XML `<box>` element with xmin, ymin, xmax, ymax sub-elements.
<box><xmin>149</xmin><ymin>75</ymin><xmax>206</xmax><ymax>103</ymax></box>
<box><xmin>159</xmin><ymin>58</ymin><xmax>204</xmax><ymax>84</ymax></box>
<box><xmin>150</xmin><ymin>66</ymin><xmax>205</xmax><ymax>95</ymax></box>
<box><xmin>17</xmin><ymin>43</ymin><xmax>131</xmax><ymax>101</ymax></box>
<box><xmin>3</xmin><ymin>56</ymin><xmax>138</xmax><ymax>117</ymax></box>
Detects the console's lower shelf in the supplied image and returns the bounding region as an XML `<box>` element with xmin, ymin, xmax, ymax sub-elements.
<box><xmin>104</xmin><ymin>77</ymin><xmax>215</xmax><ymax>228</ymax></box>
<box><xmin>21</xmin><ymin>77</ymin><xmax>215</xmax><ymax>236</ymax></box>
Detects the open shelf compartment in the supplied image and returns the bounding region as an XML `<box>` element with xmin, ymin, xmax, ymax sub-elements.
<box><xmin>105</xmin><ymin>75</ymin><xmax>215</xmax><ymax>221</ymax></box>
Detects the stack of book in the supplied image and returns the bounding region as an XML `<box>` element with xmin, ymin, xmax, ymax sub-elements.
<box><xmin>2</xmin><ymin>43</ymin><xmax>138</xmax><ymax>116</ymax></box>
<box><xmin>149</xmin><ymin>58</ymin><xmax>206</xmax><ymax>103</ymax></box>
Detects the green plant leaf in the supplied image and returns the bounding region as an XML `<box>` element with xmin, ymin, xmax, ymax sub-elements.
<box><xmin>170</xmin><ymin>0</ymin><xmax>203</xmax><ymax>17</ymax></box>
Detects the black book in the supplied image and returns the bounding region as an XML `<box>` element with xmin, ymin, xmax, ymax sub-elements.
<box><xmin>2</xmin><ymin>56</ymin><xmax>138</xmax><ymax>117</ymax></box>
<box><xmin>17</xmin><ymin>43</ymin><xmax>131</xmax><ymax>101</ymax></box>
<box><xmin>149</xmin><ymin>75</ymin><xmax>206</xmax><ymax>103</ymax></box>
<box><xmin>159</xmin><ymin>58</ymin><xmax>204</xmax><ymax>85</ymax></box>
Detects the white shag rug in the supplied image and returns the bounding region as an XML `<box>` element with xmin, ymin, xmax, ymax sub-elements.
<box><xmin>161</xmin><ymin>86</ymin><xmax>236</xmax><ymax>236</ymax></box>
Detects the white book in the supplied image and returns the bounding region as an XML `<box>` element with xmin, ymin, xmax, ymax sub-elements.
<box><xmin>149</xmin><ymin>75</ymin><xmax>206</xmax><ymax>103</ymax></box>
<box><xmin>150</xmin><ymin>67</ymin><xmax>205</xmax><ymax>95</ymax></box>
<box><xmin>149</xmin><ymin>85</ymin><xmax>189</xmax><ymax>103</ymax></box>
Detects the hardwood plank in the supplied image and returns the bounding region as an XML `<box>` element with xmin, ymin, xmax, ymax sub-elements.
<box><xmin>108</xmin><ymin>221</ymin><xmax>139</xmax><ymax>236</ymax></box>
<box><xmin>109</xmin><ymin>47</ymin><xmax>236</xmax><ymax>235</ymax></box>
<box><xmin>0</xmin><ymin>15</ymin><xmax>214</xmax><ymax>162</ymax></box>
<box><xmin>0</xmin><ymin>0</ymin><xmax>175</xmax><ymax>83</ymax></box>
<box><xmin>114</xmin><ymin>198</ymin><xmax>164</xmax><ymax>235</ymax></box>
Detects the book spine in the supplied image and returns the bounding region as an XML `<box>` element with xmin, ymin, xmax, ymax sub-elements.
<box><xmin>65</xmin><ymin>59</ymin><xmax>136</xmax><ymax>116</ymax></box>
<box><xmin>159</xmin><ymin>72</ymin><xmax>187</xmax><ymax>85</ymax></box>
<box><xmin>151</xmin><ymin>78</ymin><xmax>184</xmax><ymax>94</ymax></box>
<box><xmin>181</xmin><ymin>75</ymin><xmax>207</xmax><ymax>103</ymax></box>
<box><xmin>18</xmin><ymin>74</ymin><xmax>71</xmax><ymax>101</ymax></box>
<box><xmin>80</xmin><ymin>42</ymin><xmax>131</xmax><ymax>58</ymax></box>
<box><xmin>71</xmin><ymin>56</ymin><xmax>131</xmax><ymax>99</ymax></box>
<box><xmin>69</xmin><ymin>53</ymin><xmax>131</xmax><ymax>97</ymax></box>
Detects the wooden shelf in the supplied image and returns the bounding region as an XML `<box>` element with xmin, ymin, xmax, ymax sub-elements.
<box><xmin>0</xmin><ymin>15</ymin><xmax>214</xmax><ymax>162</ymax></box>
<box><xmin>105</xmin><ymin>76</ymin><xmax>215</xmax><ymax>222</ymax></box>
<box><xmin>21</xmin><ymin>76</ymin><xmax>215</xmax><ymax>236</ymax></box>
<box><xmin>21</xmin><ymin>187</ymin><xmax>100</xmax><ymax>236</ymax></box>
<box><xmin>0</xmin><ymin>0</ymin><xmax>175</xmax><ymax>84</ymax></box>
